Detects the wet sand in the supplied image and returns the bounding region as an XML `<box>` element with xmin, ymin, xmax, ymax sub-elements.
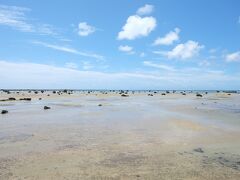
<box><xmin>0</xmin><ymin>90</ymin><xmax>240</xmax><ymax>179</ymax></box>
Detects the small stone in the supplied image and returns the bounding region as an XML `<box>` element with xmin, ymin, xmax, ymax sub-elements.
<box><xmin>1</xmin><ymin>110</ymin><xmax>8</xmax><ymax>114</ymax></box>
<box><xmin>44</xmin><ymin>106</ymin><xmax>51</xmax><ymax>110</ymax></box>
<box><xmin>193</xmin><ymin>148</ymin><xmax>204</xmax><ymax>153</ymax></box>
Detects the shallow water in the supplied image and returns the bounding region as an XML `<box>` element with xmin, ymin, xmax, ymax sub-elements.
<box><xmin>0</xmin><ymin>91</ymin><xmax>240</xmax><ymax>179</ymax></box>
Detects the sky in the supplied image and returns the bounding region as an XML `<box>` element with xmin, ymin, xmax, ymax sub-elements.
<box><xmin>0</xmin><ymin>0</ymin><xmax>240</xmax><ymax>90</ymax></box>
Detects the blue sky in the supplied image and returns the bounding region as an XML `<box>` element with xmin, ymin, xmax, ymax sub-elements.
<box><xmin>0</xmin><ymin>0</ymin><xmax>240</xmax><ymax>89</ymax></box>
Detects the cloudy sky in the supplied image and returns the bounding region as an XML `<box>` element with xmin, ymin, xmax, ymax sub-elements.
<box><xmin>0</xmin><ymin>0</ymin><xmax>240</xmax><ymax>90</ymax></box>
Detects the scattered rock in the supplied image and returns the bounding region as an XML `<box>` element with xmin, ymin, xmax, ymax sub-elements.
<box><xmin>8</xmin><ymin>97</ymin><xmax>16</xmax><ymax>101</ymax></box>
<box><xmin>161</xmin><ymin>93</ymin><xmax>166</xmax><ymax>95</ymax></box>
<box><xmin>98</xmin><ymin>104</ymin><xmax>102</xmax><ymax>106</ymax></box>
<box><xmin>196</xmin><ymin>93</ymin><xmax>203</xmax><ymax>97</ymax></box>
<box><xmin>223</xmin><ymin>90</ymin><xmax>237</xmax><ymax>93</ymax></box>
<box><xmin>121</xmin><ymin>94</ymin><xmax>129</xmax><ymax>97</ymax></box>
<box><xmin>19</xmin><ymin>98</ymin><xmax>31</xmax><ymax>101</ymax></box>
<box><xmin>44</xmin><ymin>106</ymin><xmax>51</xmax><ymax>110</ymax></box>
<box><xmin>194</xmin><ymin>148</ymin><xmax>204</xmax><ymax>153</ymax></box>
<box><xmin>1</xmin><ymin>110</ymin><xmax>8</xmax><ymax>114</ymax></box>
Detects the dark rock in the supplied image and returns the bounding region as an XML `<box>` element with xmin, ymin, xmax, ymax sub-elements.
<box><xmin>8</xmin><ymin>97</ymin><xmax>16</xmax><ymax>101</ymax></box>
<box><xmin>44</xmin><ymin>106</ymin><xmax>51</xmax><ymax>110</ymax></box>
<box><xmin>223</xmin><ymin>90</ymin><xmax>237</xmax><ymax>93</ymax></box>
<box><xmin>161</xmin><ymin>93</ymin><xmax>166</xmax><ymax>95</ymax></box>
<box><xmin>121</xmin><ymin>94</ymin><xmax>129</xmax><ymax>97</ymax></box>
<box><xmin>98</xmin><ymin>104</ymin><xmax>102</xmax><ymax>106</ymax></box>
<box><xmin>19</xmin><ymin>98</ymin><xmax>31</xmax><ymax>101</ymax></box>
<box><xmin>1</xmin><ymin>110</ymin><xmax>8</xmax><ymax>114</ymax></box>
<box><xmin>39</xmin><ymin>98</ymin><xmax>42</xmax><ymax>100</ymax></box>
<box><xmin>196</xmin><ymin>93</ymin><xmax>203</xmax><ymax>97</ymax></box>
<box><xmin>193</xmin><ymin>148</ymin><xmax>204</xmax><ymax>153</ymax></box>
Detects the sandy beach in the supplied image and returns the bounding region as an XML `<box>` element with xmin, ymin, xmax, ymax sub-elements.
<box><xmin>0</xmin><ymin>90</ymin><xmax>240</xmax><ymax>179</ymax></box>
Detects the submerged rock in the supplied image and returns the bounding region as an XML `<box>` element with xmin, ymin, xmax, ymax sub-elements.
<box><xmin>194</xmin><ymin>148</ymin><xmax>204</xmax><ymax>153</ymax></box>
<box><xmin>44</xmin><ymin>106</ymin><xmax>51</xmax><ymax>110</ymax></box>
<box><xmin>1</xmin><ymin>110</ymin><xmax>8</xmax><ymax>114</ymax></box>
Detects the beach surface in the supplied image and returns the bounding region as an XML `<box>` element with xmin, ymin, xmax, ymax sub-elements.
<box><xmin>0</xmin><ymin>90</ymin><xmax>240</xmax><ymax>179</ymax></box>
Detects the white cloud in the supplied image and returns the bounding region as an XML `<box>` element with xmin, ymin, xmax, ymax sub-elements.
<box><xmin>143</xmin><ymin>61</ymin><xmax>176</xmax><ymax>71</ymax></box>
<box><xmin>153</xmin><ymin>28</ymin><xmax>180</xmax><ymax>46</ymax></box>
<box><xmin>155</xmin><ymin>40</ymin><xmax>204</xmax><ymax>60</ymax></box>
<box><xmin>136</xmin><ymin>4</ymin><xmax>154</xmax><ymax>16</ymax></box>
<box><xmin>78</xmin><ymin>22</ymin><xmax>95</xmax><ymax>36</ymax></box>
<box><xmin>117</xmin><ymin>15</ymin><xmax>156</xmax><ymax>40</ymax></box>
<box><xmin>118</xmin><ymin>45</ymin><xmax>134</xmax><ymax>54</ymax></box>
<box><xmin>225</xmin><ymin>51</ymin><xmax>240</xmax><ymax>62</ymax></box>
<box><xmin>0</xmin><ymin>5</ymin><xmax>56</xmax><ymax>35</ymax></box>
<box><xmin>65</xmin><ymin>62</ymin><xmax>78</xmax><ymax>69</ymax></box>
<box><xmin>0</xmin><ymin>60</ymin><xmax>239</xmax><ymax>90</ymax></box>
<box><xmin>32</xmin><ymin>41</ymin><xmax>104</xmax><ymax>60</ymax></box>
<box><xmin>118</xmin><ymin>45</ymin><xmax>133</xmax><ymax>52</ymax></box>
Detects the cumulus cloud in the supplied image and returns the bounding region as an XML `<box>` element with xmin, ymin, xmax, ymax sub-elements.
<box><xmin>117</xmin><ymin>15</ymin><xmax>156</xmax><ymax>40</ymax></box>
<box><xmin>225</xmin><ymin>51</ymin><xmax>240</xmax><ymax>62</ymax></box>
<box><xmin>153</xmin><ymin>28</ymin><xmax>180</xmax><ymax>46</ymax></box>
<box><xmin>32</xmin><ymin>41</ymin><xmax>104</xmax><ymax>60</ymax></box>
<box><xmin>118</xmin><ymin>45</ymin><xmax>132</xmax><ymax>52</ymax></box>
<box><xmin>78</xmin><ymin>22</ymin><xmax>96</xmax><ymax>36</ymax></box>
<box><xmin>136</xmin><ymin>4</ymin><xmax>154</xmax><ymax>16</ymax></box>
<box><xmin>118</xmin><ymin>45</ymin><xmax>134</xmax><ymax>54</ymax></box>
<box><xmin>0</xmin><ymin>60</ymin><xmax>239</xmax><ymax>90</ymax></box>
<box><xmin>0</xmin><ymin>4</ymin><xmax>56</xmax><ymax>35</ymax></box>
<box><xmin>154</xmin><ymin>40</ymin><xmax>204</xmax><ymax>60</ymax></box>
